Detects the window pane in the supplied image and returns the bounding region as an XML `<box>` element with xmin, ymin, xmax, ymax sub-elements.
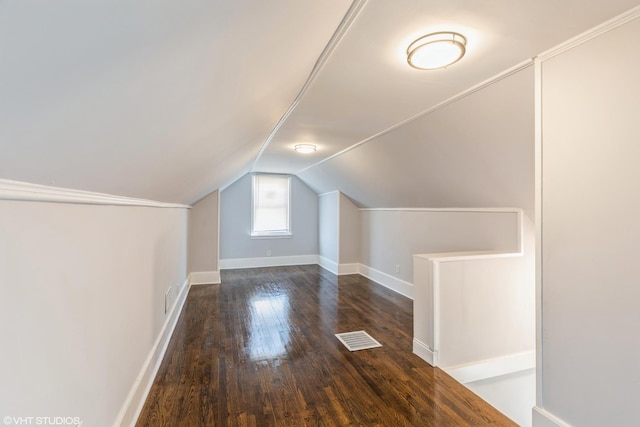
<box><xmin>252</xmin><ymin>175</ymin><xmax>290</xmax><ymax>235</ymax></box>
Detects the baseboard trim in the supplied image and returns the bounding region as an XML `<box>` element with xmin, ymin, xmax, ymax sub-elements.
<box><xmin>318</xmin><ymin>257</ymin><xmax>360</xmax><ymax>276</ymax></box>
<box><xmin>413</xmin><ymin>338</ymin><xmax>438</xmax><ymax>366</ymax></box>
<box><xmin>318</xmin><ymin>256</ymin><xmax>339</xmax><ymax>275</ymax></box>
<box><xmin>220</xmin><ymin>254</ymin><xmax>319</xmax><ymax>270</ymax></box>
<box><xmin>113</xmin><ymin>277</ymin><xmax>190</xmax><ymax>427</ymax></box>
<box><xmin>532</xmin><ymin>406</ymin><xmax>571</xmax><ymax>427</ymax></box>
<box><xmin>189</xmin><ymin>271</ymin><xmax>221</xmax><ymax>285</ymax></box>
<box><xmin>359</xmin><ymin>264</ymin><xmax>414</xmax><ymax>299</ymax></box>
<box><xmin>444</xmin><ymin>350</ymin><xmax>535</xmax><ymax>384</ymax></box>
<box><xmin>338</xmin><ymin>263</ymin><xmax>360</xmax><ymax>275</ymax></box>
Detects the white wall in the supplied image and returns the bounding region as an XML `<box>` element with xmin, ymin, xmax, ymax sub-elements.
<box><xmin>220</xmin><ymin>174</ymin><xmax>318</xmax><ymax>266</ymax></box>
<box><xmin>188</xmin><ymin>190</ymin><xmax>219</xmax><ymax>283</ymax></box>
<box><xmin>413</xmin><ymin>247</ymin><xmax>535</xmax><ymax>372</ymax></box>
<box><xmin>536</xmin><ymin>12</ymin><xmax>640</xmax><ymax>427</ymax></box>
<box><xmin>438</xmin><ymin>254</ymin><xmax>535</xmax><ymax>368</ymax></box>
<box><xmin>0</xmin><ymin>190</ymin><xmax>188</xmax><ymax>427</ymax></box>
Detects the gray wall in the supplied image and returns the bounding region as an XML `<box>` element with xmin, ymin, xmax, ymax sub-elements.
<box><xmin>361</xmin><ymin>209</ymin><xmax>524</xmax><ymax>283</ymax></box>
<box><xmin>220</xmin><ymin>173</ymin><xmax>318</xmax><ymax>261</ymax></box>
<box><xmin>188</xmin><ymin>190</ymin><xmax>219</xmax><ymax>273</ymax></box>
<box><xmin>538</xmin><ymin>15</ymin><xmax>640</xmax><ymax>427</ymax></box>
<box><xmin>318</xmin><ymin>192</ymin><xmax>339</xmax><ymax>263</ymax></box>
<box><xmin>297</xmin><ymin>65</ymin><xmax>534</xmax><ymax>215</ymax></box>
<box><xmin>339</xmin><ymin>193</ymin><xmax>360</xmax><ymax>264</ymax></box>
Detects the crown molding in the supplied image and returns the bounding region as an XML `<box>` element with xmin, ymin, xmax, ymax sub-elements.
<box><xmin>537</xmin><ymin>5</ymin><xmax>640</xmax><ymax>62</ymax></box>
<box><xmin>0</xmin><ymin>179</ymin><xmax>190</xmax><ymax>209</ymax></box>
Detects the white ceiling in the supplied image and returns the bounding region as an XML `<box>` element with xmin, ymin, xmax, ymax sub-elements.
<box><xmin>0</xmin><ymin>0</ymin><xmax>352</xmax><ymax>203</ymax></box>
<box><xmin>1</xmin><ymin>0</ymin><xmax>639</xmax><ymax>204</ymax></box>
<box><xmin>253</xmin><ymin>0</ymin><xmax>640</xmax><ymax>175</ymax></box>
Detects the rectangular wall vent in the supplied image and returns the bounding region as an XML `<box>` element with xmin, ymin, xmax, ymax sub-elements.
<box><xmin>335</xmin><ymin>331</ymin><xmax>382</xmax><ymax>351</ymax></box>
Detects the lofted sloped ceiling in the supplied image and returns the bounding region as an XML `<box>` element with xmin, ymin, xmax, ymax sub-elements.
<box><xmin>1</xmin><ymin>0</ymin><xmax>639</xmax><ymax>206</ymax></box>
<box><xmin>253</xmin><ymin>0</ymin><xmax>639</xmax><ymax>210</ymax></box>
<box><xmin>298</xmin><ymin>65</ymin><xmax>536</xmax><ymax>211</ymax></box>
<box><xmin>0</xmin><ymin>0</ymin><xmax>353</xmax><ymax>203</ymax></box>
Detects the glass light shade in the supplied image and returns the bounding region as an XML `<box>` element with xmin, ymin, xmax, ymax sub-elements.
<box><xmin>407</xmin><ymin>32</ymin><xmax>466</xmax><ymax>70</ymax></box>
<box><xmin>294</xmin><ymin>144</ymin><xmax>316</xmax><ymax>154</ymax></box>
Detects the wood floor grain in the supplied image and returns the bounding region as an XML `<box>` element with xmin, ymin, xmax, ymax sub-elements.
<box><xmin>136</xmin><ymin>265</ymin><xmax>516</xmax><ymax>426</ymax></box>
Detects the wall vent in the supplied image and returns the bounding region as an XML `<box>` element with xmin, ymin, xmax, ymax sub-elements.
<box><xmin>335</xmin><ymin>331</ymin><xmax>382</xmax><ymax>351</ymax></box>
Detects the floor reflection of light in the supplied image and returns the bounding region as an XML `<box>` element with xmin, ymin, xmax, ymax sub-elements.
<box><xmin>248</xmin><ymin>292</ymin><xmax>290</xmax><ymax>361</ymax></box>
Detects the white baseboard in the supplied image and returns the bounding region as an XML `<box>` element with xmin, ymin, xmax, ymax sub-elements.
<box><xmin>444</xmin><ymin>350</ymin><xmax>536</xmax><ymax>384</ymax></box>
<box><xmin>318</xmin><ymin>257</ymin><xmax>360</xmax><ymax>275</ymax></box>
<box><xmin>413</xmin><ymin>338</ymin><xmax>438</xmax><ymax>366</ymax></box>
<box><xmin>318</xmin><ymin>256</ymin><xmax>339</xmax><ymax>274</ymax></box>
<box><xmin>220</xmin><ymin>254</ymin><xmax>319</xmax><ymax>270</ymax></box>
<box><xmin>532</xmin><ymin>406</ymin><xmax>571</xmax><ymax>427</ymax></box>
<box><xmin>359</xmin><ymin>264</ymin><xmax>414</xmax><ymax>299</ymax></box>
<box><xmin>338</xmin><ymin>263</ymin><xmax>360</xmax><ymax>275</ymax></box>
<box><xmin>113</xmin><ymin>277</ymin><xmax>190</xmax><ymax>427</ymax></box>
<box><xmin>189</xmin><ymin>270</ymin><xmax>220</xmax><ymax>285</ymax></box>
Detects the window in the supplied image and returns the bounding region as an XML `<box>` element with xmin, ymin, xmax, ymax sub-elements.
<box><xmin>251</xmin><ymin>174</ymin><xmax>291</xmax><ymax>237</ymax></box>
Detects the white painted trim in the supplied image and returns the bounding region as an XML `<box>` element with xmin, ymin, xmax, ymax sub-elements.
<box><xmin>532</xmin><ymin>407</ymin><xmax>572</xmax><ymax>427</ymax></box>
<box><xmin>358</xmin><ymin>264</ymin><xmax>414</xmax><ymax>299</ymax></box>
<box><xmin>318</xmin><ymin>256</ymin><xmax>339</xmax><ymax>275</ymax></box>
<box><xmin>445</xmin><ymin>350</ymin><xmax>536</xmax><ymax>384</ymax></box>
<box><xmin>537</xmin><ymin>5</ymin><xmax>640</xmax><ymax>62</ymax></box>
<box><xmin>413</xmin><ymin>250</ymin><xmax>522</xmax><ymax>263</ymax></box>
<box><xmin>318</xmin><ymin>260</ymin><xmax>361</xmax><ymax>276</ymax></box>
<box><xmin>216</xmin><ymin>190</ymin><xmax>221</xmax><ymax>281</ymax></box>
<box><xmin>413</xmin><ymin>338</ymin><xmax>438</xmax><ymax>366</ymax></box>
<box><xmin>359</xmin><ymin>207</ymin><xmax>521</xmax><ymax>213</ymax></box>
<box><xmin>432</xmin><ymin>261</ymin><xmax>441</xmax><ymax>368</ymax></box>
<box><xmin>296</xmin><ymin>60</ymin><xmax>533</xmax><ymax>175</ymax></box>
<box><xmin>220</xmin><ymin>254</ymin><xmax>319</xmax><ymax>270</ymax></box>
<box><xmin>534</xmin><ymin>56</ymin><xmax>544</xmax><ymax>407</ymax></box>
<box><xmin>318</xmin><ymin>190</ymin><xmax>340</xmax><ymax>198</ymax></box>
<box><xmin>189</xmin><ymin>271</ymin><xmax>221</xmax><ymax>285</ymax></box>
<box><xmin>338</xmin><ymin>263</ymin><xmax>360</xmax><ymax>275</ymax></box>
<box><xmin>113</xmin><ymin>277</ymin><xmax>190</xmax><ymax>427</ymax></box>
<box><xmin>0</xmin><ymin>179</ymin><xmax>190</xmax><ymax>209</ymax></box>
<box><xmin>336</xmin><ymin>192</ymin><xmax>342</xmax><ymax>271</ymax></box>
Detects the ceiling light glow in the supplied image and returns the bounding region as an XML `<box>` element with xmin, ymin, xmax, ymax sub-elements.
<box><xmin>294</xmin><ymin>144</ymin><xmax>316</xmax><ymax>154</ymax></box>
<box><xmin>407</xmin><ymin>32</ymin><xmax>467</xmax><ymax>70</ymax></box>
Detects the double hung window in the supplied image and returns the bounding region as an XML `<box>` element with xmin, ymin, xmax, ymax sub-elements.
<box><xmin>251</xmin><ymin>174</ymin><xmax>291</xmax><ymax>237</ymax></box>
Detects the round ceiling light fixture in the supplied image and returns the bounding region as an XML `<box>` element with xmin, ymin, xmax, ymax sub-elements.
<box><xmin>407</xmin><ymin>32</ymin><xmax>467</xmax><ymax>70</ymax></box>
<box><xmin>294</xmin><ymin>144</ymin><xmax>317</xmax><ymax>154</ymax></box>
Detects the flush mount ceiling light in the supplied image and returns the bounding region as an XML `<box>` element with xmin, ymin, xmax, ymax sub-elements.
<box><xmin>407</xmin><ymin>32</ymin><xmax>467</xmax><ymax>70</ymax></box>
<box><xmin>294</xmin><ymin>144</ymin><xmax>316</xmax><ymax>154</ymax></box>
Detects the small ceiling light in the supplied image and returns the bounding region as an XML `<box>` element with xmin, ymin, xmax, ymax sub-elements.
<box><xmin>294</xmin><ymin>144</ymin><xmax>316</xmax><ymax>154</ymax></box>
<box><xmin>407</xmin><ymin>32</ymin><xmax>467</xmax><ymax>70</ymax></box>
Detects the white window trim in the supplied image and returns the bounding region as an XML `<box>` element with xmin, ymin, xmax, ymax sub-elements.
<box><xmin>250</xmin><ymin>174</ymin><xmax>292</xmax><ymax>238</ymax></box>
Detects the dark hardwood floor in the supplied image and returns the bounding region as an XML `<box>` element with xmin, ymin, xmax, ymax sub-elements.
<box><xmin>136</xmin><ymin>265</ymin><xmax>516</xmax><ymax>426</ymax></box>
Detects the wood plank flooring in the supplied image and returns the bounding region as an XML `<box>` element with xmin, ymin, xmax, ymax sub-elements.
<box><xmin>136</xmin><ymin>265</ymin><xmax>517</xmax><ymax>426</ymax></box>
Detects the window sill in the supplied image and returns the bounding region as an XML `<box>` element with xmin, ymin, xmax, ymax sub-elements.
<box><xmin>250</xmin><ymin>233</ymin><xmax>292</xmax><ymax>240</ymax></box>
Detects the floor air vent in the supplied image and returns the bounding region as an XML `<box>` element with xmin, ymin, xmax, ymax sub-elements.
<box><xmin>335</xmin><ymin>331</ymin><xmax>382</xmax><ymax>351</ymax></box>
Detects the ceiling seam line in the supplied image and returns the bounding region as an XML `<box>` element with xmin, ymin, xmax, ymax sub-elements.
<box><xmin>294</xmin><ymin>58</ymin><xmax>534</xmax><ymax>176</ymax></box>
<box><xmin>249</xmin><ymin>0</ymin><xmax>369</xmax><ymax>172</ymax></box>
